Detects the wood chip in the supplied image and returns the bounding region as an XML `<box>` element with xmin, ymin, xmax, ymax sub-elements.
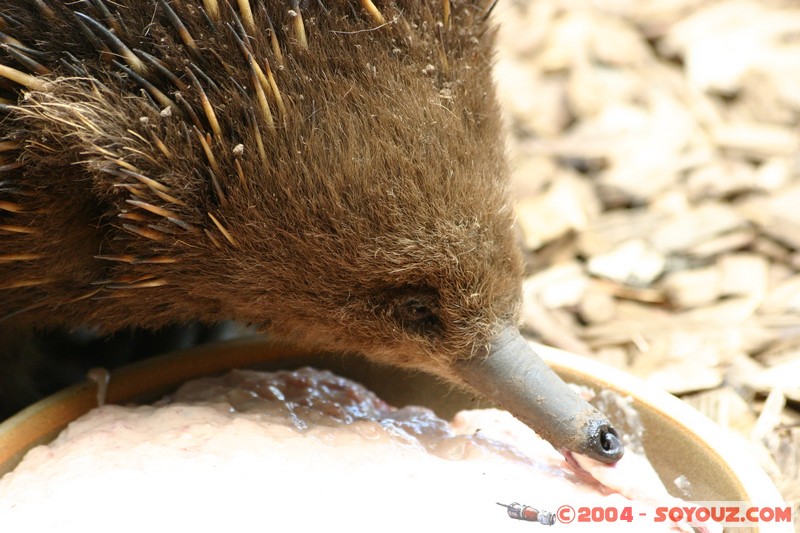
<box><xmin>682</xmin><ymin>386</ymin><xmax>758</xmax><ymax>435</ymax></box>
<box><xmin>516</xmin><ymin>174</ymin><xmax>600</xmax><ymax>250</ymax></box>
<box><xmin>684</xmin><ymin>228</ymin><xmax>755</xmax><ymax>258</ymax></box>
<box><xmin>718</xmin><ymin>253</ymin><xmax>769</xmax><ymax>301</ymax></box>
<box><xmin>744</xmin><ymin>359</ymin><xmax>800</xmax><ymax>402</ymax></box>
<box><xmin>577</xmin><ymin>209</ymin><xmax>667</xmax><ymax>256</ymax></box>
<box><xmin>520</xmin><ymin>300</ymin><xmax>592</xmax><ymax>356</ymax></box>
<box><xmin>752</xmin><ymin>388</ymin><xmax>787</xmax><ymax>441</ymax></box>
<box><xmin>577</xmin><ymin>288</ymin><xmax>617</xmax><ymax>325</ymax></box>
<box><xmin>523</xmin><ymin>262</ymin><xmax>588</xmax><ymax>309</ymax></box>
<box><xmin>712</xmin><ymin>122</ymin><xmax>799</xmax><ymax>159</ymax></box>
<box><xmin>495</xmin><ymin>0</ymin><xmax>800</xmax><ymax>501</ymax></box>
<box><xmin>650</xmin><ymin>203</ymin><xmax>748</xmax><ymax>253</ymax></box>
<box><xmin>738</xmin><ymin>185</ymin><xmax>800</xmax><ymax>250</ymax></box>
<box><xmin>662</xmin><ymin>266</ymin><xmax>720</xmax><ymax>309</ymax></box>
<box><xmin>685</xmin><ymin>160</ymin><xmax>756</xmax><ymax>200</ymax></box>
<box><xmin>588</xmin><ymin>239</ymin><xmax>666</xmax><ymax>286</ymax></box>
<box><xmin>640</xmin><ymin>361</ymin><xmax>724</xmax><ymax>395</ymax></box>
<box><xmin>760</xmin><ymin>275</ymin><xmax>800</xmax><ymax>315</ymax></box>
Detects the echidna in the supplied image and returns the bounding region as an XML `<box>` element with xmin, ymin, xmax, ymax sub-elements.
<box><xmin>0</xmin><ymin>0</ymin><xmax>622</xmax><ymax>462</ymax></box>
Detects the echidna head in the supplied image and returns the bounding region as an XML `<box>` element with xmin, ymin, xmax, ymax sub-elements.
<box><xmin>1</xmin><ymin>0</ymin><xmax>621</xmax><ymax>462</ymax></box>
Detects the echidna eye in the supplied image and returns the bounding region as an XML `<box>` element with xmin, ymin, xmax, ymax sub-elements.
<box><xmin>392</xmin><ymin>293</ymin><xmax>442</xmax><ymax>335</ymax></box>
<box><xmin>402</xmin><ymin>299</ymin><xmax>432</xmax><ymax>320</ymax></box>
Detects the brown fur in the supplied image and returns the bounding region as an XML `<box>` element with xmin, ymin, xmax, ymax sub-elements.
<box><xmin>0</xmin><ymin>0</ymin><xmax>523</xmax><ymax>379</ymax></box>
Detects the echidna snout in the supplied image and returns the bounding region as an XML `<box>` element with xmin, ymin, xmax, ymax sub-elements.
<box><xmin>454</xmin><ymin>327</ymin><xmax>624</xmax><ymax>464</ymax></box>
<box><xmin>0</xmin><ymin>0</ymin><xmax>622</xmax><ymax>462</ymax></box>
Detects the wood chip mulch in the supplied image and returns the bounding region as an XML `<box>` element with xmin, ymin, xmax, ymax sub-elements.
<box><xmin>493</xmin><ymin>0</ymin><xmax>800</xmax><ymax>503</ymax></box>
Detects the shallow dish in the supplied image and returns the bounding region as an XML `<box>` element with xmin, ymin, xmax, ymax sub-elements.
<box><xmin>0</xmin><ymin>336</ymin><xmax>791</xmax><ymax>531</ymax></box>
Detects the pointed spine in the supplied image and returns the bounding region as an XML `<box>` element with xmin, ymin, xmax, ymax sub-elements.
<box><xmin>0</xmin><ymin>253</ymin><xmax>43</xmax><ymax>262</ymax></box>
<box><xmin>203</xmin><ymin>0</ymin><xmax>220</xmax><ymax>20</ymax></box>
<box><xmin>289</xmin><ymin>2</ymin><xmax>308</xmax><ymax>50</ymax></box>
<box><xmin>158</xmin><ymin>0</ymin><xmax>198</xmax><ymax>52</ymax></box>
<box><xmin>195</xmin><ymin>129</ymin><xmax>227</xmax><ymax>206</ymax></box>
<box><xmin>125</xmin><ymin>199</ymin><xmax>179</xmax><ymax>220</ymax></box>
<box><xmin>113</xmin><ymin>60</ymin><xmax>177</xmax><ymax>113</ymax></box>
<box><xmin>208</xmin><ymin>212</ymin><xmax>239</xmax><ymax>247</ymax></box>
<box><xmin>0</xmin><ymin>63</ymin><xmax>46</xmax><ymax>91</ymax></box>
<box><xmin>0</xmin><ymin>278</ymin><xmax>53</xmax><ymax>289</ymax></box>
<box><xmin>74</xmin><ymin>11</ymin><xmax>146</xmax><ymax>74</ymax></box>
<box><xmin>360</xmin><ymin>0</ymin><xmax>386</xmax><ymax>24</ymax></box>
<box><xmin>122</xmin><ymin>224</ymin><xmax>167</xmax><ymax>242</ymax></box>
<box><xmin>236</xmin><ymin>0</ymin><xmax>256</xmax><ymax>34</ymax></box>
<box><xmin>2</xmin><ymin>44</ymin><xmax>51</xmax><ymax>76</ymax></box>
<box><xmin>186</xmin><ymin>67</ymin><xmax>222</xmax><ymax>137</ymax></box>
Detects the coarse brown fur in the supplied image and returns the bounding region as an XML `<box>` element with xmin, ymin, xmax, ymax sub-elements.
<box><xmin>0</xmin><ymin>0</ymin><xmax>522</xmax><ymax>383</ymax></box>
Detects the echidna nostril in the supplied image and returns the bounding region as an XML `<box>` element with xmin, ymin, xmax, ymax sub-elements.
<box><xmin>599</xmin><ymin>426</ymin><xmax>623</xmax><ymax>458</ymax></box>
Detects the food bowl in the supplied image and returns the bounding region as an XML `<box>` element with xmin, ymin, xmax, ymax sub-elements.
<box><xmin>0</xmin><ymin>336</ymin><xmax>791</xmax><ymax>531</ymax></box>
